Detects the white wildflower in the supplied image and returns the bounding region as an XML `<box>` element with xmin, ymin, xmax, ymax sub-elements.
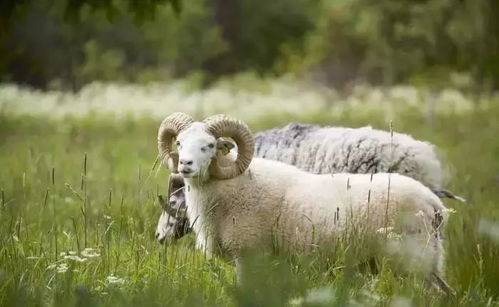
<box><xmin>0</xmin><ymin>81</ymin><xmax>479</xmax><ymax>123</ymax></box>
<box><xmin>60</xmin><ymin>251</ymin><xmax>77</xmax><ymax>257</ymax></box>
<box><xmin>81</xmin><ymin>248</ymin><xmax>100</xmax><ymax>258</ymax></box>
<box><xmin>106</xmin><ymin>275</ymin><xmax>126</xmax><ymax>285</ymax></box>
<box><xmin>48</xmin><ymin>263</ymin><xmax>69</xmax><ymax>273</ymax></box>
<box><xmin>64</xmin><ymin>255</ymin><xmax>87</xmax><ymax>262</ymax></box>
<box><xmin>57</xmin><ymin>264</ymin><xmax>69</xmax><ymax>273</ymax></box>
<box><xmin>376</xmin><ymin>227</ymin><xmax>394</xmax><ymax>235</ymax></box>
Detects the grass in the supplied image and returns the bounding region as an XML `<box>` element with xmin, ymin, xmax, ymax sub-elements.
<box><xmin>0</xmin><ymin>98</ymin><xmax>499</xmax><ymax>306</ymax></box>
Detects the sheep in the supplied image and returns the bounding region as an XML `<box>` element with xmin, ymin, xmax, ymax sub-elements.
<box><xmin>155</xmin><ymin>174</ymin><xmax>190</xmax><ymax>244</ymax></box>
<box><xmin>157</xmin><ymin>112</ymin><xmax>454</xmax><ymax>293</ymax></box>
<box><xmin>155</xmin><ymin>122</ymin><xmax>463</xmax><ymax>244</ymax></box>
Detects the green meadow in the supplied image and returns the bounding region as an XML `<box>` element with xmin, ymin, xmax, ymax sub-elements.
<box><xmin>1</xmin><ymin>92</ymin><xmax>499</xmax><ymax>306</ymax></box>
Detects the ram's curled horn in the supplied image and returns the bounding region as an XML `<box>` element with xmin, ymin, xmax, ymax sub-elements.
<box><xmin>203</xmin><ymin>114</ymin><xmax>255</xmax><ymax>179</ymax></box>
<box><xmin>157</xmin><ymin>113</ymin><xmax>194</xmax><ymax>172</ymax></box>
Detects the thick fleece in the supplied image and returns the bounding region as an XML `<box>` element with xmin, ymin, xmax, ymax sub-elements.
<box><xmin>255</xmin><ymin>123</ymin><xmax>443</xmax><ymax>189</ymax></box>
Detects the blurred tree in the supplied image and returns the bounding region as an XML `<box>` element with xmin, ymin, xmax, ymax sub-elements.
<box><xmin>1</xmin><ymin>0</ymin><xmax>498</xmax><ymax>90</ymax></box>
<box><xmin>297</xmin><ymin>0</ymin><xmax>499</xmax><ymax>89</ymax></box>
<box><xmin>0</xmin><ymin>0</ymin><xmax>182</xmax><ymax>24</ymax></box>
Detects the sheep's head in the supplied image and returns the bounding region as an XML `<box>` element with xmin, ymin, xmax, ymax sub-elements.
<box><xmin>155</xmin><ymin>188</ymin><xmax>190</xmax><ymax>244</ymax></box>
<box><xmin>158</xmin><ymin>113</ymin><xmax>254</xmax><ymax>181</ymax></box>
<box><xmin>155</xmin><ymin>173</ymin><xmax>190</xmax><ymax>244</ymax></box>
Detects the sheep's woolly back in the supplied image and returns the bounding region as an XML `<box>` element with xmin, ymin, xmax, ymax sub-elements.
<box><xmin>255</xmin><ymin>123</ymin><xmax>443</xmax><ymax>189</ymax></box>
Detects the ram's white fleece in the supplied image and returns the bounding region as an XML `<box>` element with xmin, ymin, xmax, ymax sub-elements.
<box><xmin>185</xmin><ymin>158</ymin><xmax>447</xmax><ymax>272</ymax></box>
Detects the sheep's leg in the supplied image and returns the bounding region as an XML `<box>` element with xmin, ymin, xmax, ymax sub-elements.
<box><xmin>429</xmin><ymin>273</ymin><xmax>455</xmax><ymax>296</ymax></box>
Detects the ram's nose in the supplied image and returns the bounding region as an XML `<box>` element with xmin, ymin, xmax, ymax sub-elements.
<box><xmin>179</xmin><ymin>159</ymin><xmax>193</xmax><ymax>166</ymax></box>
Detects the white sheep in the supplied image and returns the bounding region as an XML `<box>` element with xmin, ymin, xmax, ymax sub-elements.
<box><xmin>157</xmin><ymin>112</ymin><xmax>454</xmax><ymax>293</ymax></box>
<box><xmin>156</xmin><ymin>122</ymin><xmax>463</xmax><ymax>243</ymax></box>
<box><xmin>155</xmin><ymin>174</ymin><xmax>190</xmax><ymax>244</ymax></box>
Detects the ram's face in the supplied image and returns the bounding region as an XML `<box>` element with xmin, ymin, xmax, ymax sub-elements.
<box><xmin>176</xmin><ymin>123</ymin><xmax>218</xmax><ymax>180</ymax></box>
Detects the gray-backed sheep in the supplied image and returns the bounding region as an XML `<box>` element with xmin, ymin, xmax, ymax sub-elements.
<box><xmin>156</xmin><ymin>123</ymin><xmax>462</xmax><ymax>244</ymax></box>
<box><xmin>157</xmin><ymin>112</ymin><xmax>453</xmax><ymax>293</ymax></box>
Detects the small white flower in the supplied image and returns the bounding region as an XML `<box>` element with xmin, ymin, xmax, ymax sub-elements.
<box><xmin>64</xmin><ymin>255</ymin><xmax>87</xmax><ymax>262</ymax></box>
<box><xmin>81</xmin><ymin>248</ymin><xmax>100</xmax><ymax>258</ymax></box>
<box><xmin>376</xmin><ymin>227</ymin><xmax>394</xmax><ymax>234</ymax></box>
<box><xmin>442</xmin><ymin>208</ymin><xmax>457</xmax><ymax>214</ymax></box>
<box><xmin>106</xmin><ymin>275</ymin><xmax>126</xmax><ymax>285</ymax></box>
<box><xmin>47</xmin><ymin>262</ymin><xmax>71</xmax><ymax>273</ymax></box>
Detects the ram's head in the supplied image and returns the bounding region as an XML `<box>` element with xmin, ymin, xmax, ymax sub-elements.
<box><xmin>158</xmin><ymin>113</ymin><xmax>254</xmax><ymax>181</ymax></box>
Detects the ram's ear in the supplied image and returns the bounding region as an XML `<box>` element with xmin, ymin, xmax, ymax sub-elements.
<box><xmin>217</xmin><ymin>139</ymin><xmax>235</xmax><ymax>155</ymax></box>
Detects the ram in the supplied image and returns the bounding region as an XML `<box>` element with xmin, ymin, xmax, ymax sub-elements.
<box><xmin>157</xmin><ymin>112</ymin><xmax>453</xmax><ymax>293</ymax></box>
<box><xmin>156</xmin><ymin>122</ymin><xmax>463</xmax><ymax>243</ymax></box>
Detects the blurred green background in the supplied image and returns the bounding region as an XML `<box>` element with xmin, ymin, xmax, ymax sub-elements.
<box><xmin>1</xmin><ymin>0</ymin><xmax>499</xmax><ymax>91</ymax></box>
<box><xmin>1</xmin><ymin>0</ymin><xmax>499</xmax><ymax>306</ymax></box>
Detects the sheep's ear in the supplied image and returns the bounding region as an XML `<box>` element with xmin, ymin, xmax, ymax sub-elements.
<box><xmin>217</xmin><ymin>139</ymin><xmax>235</xmax><ymax>155</ymax></box>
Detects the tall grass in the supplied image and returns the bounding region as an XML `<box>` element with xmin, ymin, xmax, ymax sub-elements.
<box><xmin>0</xmin><ymin>94</ymin><xmax>498</xmax><ymax>306</ymax></box>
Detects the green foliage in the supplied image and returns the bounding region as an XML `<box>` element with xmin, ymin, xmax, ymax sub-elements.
<box><xmin>1</xmin><ymin>0</ymin><xmax>182</xmax><ymax>24</ymax></box>
<box><xmin>4</xmin><ymin>0</ymin><xmax>498</xmax><ymax>90</ymax></box>
<box><xmin>297</xmin><ymin>0</ymin><xmax>499</xmax><ymax>89</ymax></box>
<box><xmin>80</xmin><ymin>40</ymin><xmax>125</xmax><ymax>82</ymax></box>
<box><xmin>0</xmin><ymin>0</ymin><xmax>318</xmax><ymax>89</ymax></box>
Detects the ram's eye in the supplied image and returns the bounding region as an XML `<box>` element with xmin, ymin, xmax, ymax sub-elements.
<box><xmin>175</xmin><ymin>141</ymin><xmax>180</xmax><ymax>146</ymax></box>
<box><xmin>208</xmin><ymin>143</ymin><xmax>214</xmax><ymax>149</ymax></box>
